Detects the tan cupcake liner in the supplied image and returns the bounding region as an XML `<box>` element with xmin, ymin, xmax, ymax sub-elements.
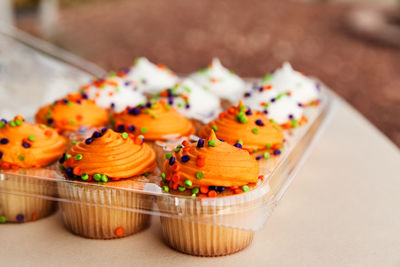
<box><xmin>0</xmin><ymin>169</ymin><xmax>57</xmax><ymax>223</ymax></box>
<box><xmin>57</xmin><ymin>181</ymin><xmax>151</xmax><ymax>239</ymax></box>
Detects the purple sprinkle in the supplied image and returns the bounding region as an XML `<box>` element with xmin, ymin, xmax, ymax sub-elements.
<box><xmin>315</xmin><ymin>83</ymin><xmax>321</xmax><ymax>91</ymax></box>
<box><xmin>288</xmin><ymin>114</ymin><xmax>294</xmax><ymax>119</ymax></box>
<box><xmin>255</xmin><ymin>119</ymin><xmax>264</xmax><ymax>126</ymax></box>
<box><xmin>110</xmin><ymin>103</ymin><xmax>115</xmax><ymax>109</ymax></box>
<box><xmin>274</xmin><ymin>149</ymin><xmax>281</xmax><ymax>156</ymax></box>
<box><xmin>77</xmin><ymin>100</ymin><xmax>82</xmax><ymax>104</ymax></box>
<box><xmin>85</xmin><ymin>138</ymin><xmax>93</xmax><ymax>144</ymax></box>
<box><xmin>146</xmin><ymin>102</ymin><xmax>152</xmax><ymax>108</ymax></box>
<box><xmin>59</xmin><ymin>153</ymin><xmax>66</xmax><ymax>164</ymax></box>
<box><xmin>124</xmin><ymin>81</ymin><xmax>131</xmax><ymax>86</ymax></box>
<box><xmin>92</xmin><ymin>131</ymin><xmax>102</xmax><ymax>138</ymax></box>
<box><xmin>197</xmin><ymin>139</ymin><xmax>204</xmax><ymax>148</ymax></box>
<box><xmin>258</xmin><ymin>87</ymin><xmax>264</xmax><ymax>92</ymax></box>
<box><xmin>219</xmin><ymin>139</ymin><xmax>225</xmax><ymax>142</ymax></box>
<box><xmin>169</xmin><ymin>156</ymin><xmax>176</xmax><ymax>165</ymax></box>
<box><xmin>1</xmin><ymin>119</ymin><xmax>7</xmax><ymax>124</ymax></box>
<box><xmin>256</xmin><ymin>155</ymin><xmax>263</xmax><ymax>160</ymax></box>
<box><xmin>16</xmin><ymin>214</ymin><xmax>24</xmax><ymax>222</ymax></box>
<box><xmin>22</xmin><ymin>141</ymin><xmax>30</xmax><ymax>148</ymax></box>
<box><xmin>181</xmin><ymin>155</ymin><xmax>190</xmax><ymax>162</ymax></box>
<box><xmin>246</xmin><ymin>108</ymin><xmax>253</xmax><ymax>115</ymax></box>
<box><xmin>244</xmin><ymin>92</ymin><xmax>251</xmax><ymax>97</ymax></box>
<box><xmin>185</xmin><ymin>104</ymin><xmax>190</xmax><ymax>109</ymax></box>
<box><xmin>216</xmin><ymin>186</ymin><xmax>226</xmax><ymax>192</ymax></box>
<box><xmin>0</xmin><ymin>138</ymin><xmax>9</xmax><ymax>144</ymax></box>
<box><xmin>62</xmin><ymin>99</ymin><xmax>68</xmax><ymax>104</ymax></box>
<box><xmin>168</xmin><ymin>99</ymin><xmax>173</xmax><ymax>105</ymax></box>
<box><xmin>0</xmin><ymin>151</ymin><xmax>3</xmax><ymax>159</ymax></box>
<box><xmin>234</xmin><ymin>143</ymin><xmax>242</xmax><ymax>149</ymax></box>
<box><xmin>263</xmin><ymin>110</ymin><xmax>268</xmax><ymax>114</ymax></box>
<box><xmin>270</xmin><ymin>98</ymin><xmax>276</xmax><ymax>103</ymax></box>
<box><xmin>47</xmin><ymin>118</ymin><xmax>54</xmax><ymax>124</ymax></box>
<box><xmin>128</xmin><ymin>125</ymin><xmax>135</xmax><ymax>132</ymax></box>
<box><xmin>101</xmin><ymin>127</ymin><xmax>108</xmax><ymax>134</ymax></box>
<box><xmin>120</xmin><ymin>67</ymin><xmax>130</xmax><ymax>73</ymax></box>
<box><xmin>81</xmin><ymin>92</ymin><xmax>88</xmax><ymax>99</ymax></box>
<box><xmin>117</xmin><ymin>125</ymin><xmax>125</xmax><ymax>132</ymax></box>
<box><xmin>209</xmin><ymin>186</ymin><xmax>217</xmax><ymax>191</ymax></box>
<box><xmin>167</xmin><ymin>89</ymin><xmax>173</xmax><ymax>97</ymax></box>
<box><xmin>129</xmin><ymin>107</ymin><xmax>140</xmax><ymax>115</ymax></box>
<box><xmin>298</xmin><ymin>103</ymin><xmax>303</xmax><ymax>107</ymax></box>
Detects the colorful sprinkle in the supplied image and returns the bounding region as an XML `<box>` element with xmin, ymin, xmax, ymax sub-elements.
<box><xmin>93</xmin><ymin>173</ymin><xmax>101</xmax><ymax>181</ymax></box>
<box><xmin>181</xmin><ymin>155</ymin><xmax>190</xmax><ymax>163</ymax></box>
<box><xmin>140</xmin><ymin>127</ymin><xmax>147</xmax><ymax>134</ymax></box>
<box><xmin>75</xmin><ymin>154</ymin><xmax>83</xmax><ymax>160</ymax></box>
<box><xmin>196</xmin><ymin>171</ymin><xmax>204</xmax><ymax>179</ymax></box>
<box><xmin>100</xmin><ymin>174</ymin><xmax>108</xmax><ymax>183</ymax></box>
<box><xmin>184</xmin><ymin>179</ymin><xmax>192</xmax><ymax>187</ymax></box>
<box><xmin>242</xmin><ymin>185</ymin><xmax>249</xmax><ymax>192</ymax></box>
<box><xmin>22</xmin><ymin>141</ymin><xmax>30</xmax><ymax>148</ymax></box>
<box><xmin>192</xmin><ymin>187</ymin><xmax>199</xmax><ymax>194</ymax></box>
<box><xmin>162</xmin><ymin>185</ymin><xmax>169</xmax><ymax>192</ymax></box>
<box><xmin>165</xmin><ymin>153</ymin><xmax>172</xmax><ymax>160</ymax></box>
<box><xmin>161</xmin><ymin>172</ymin><xmax>166</xmax><ymax>182</ymax></box>
<box><xmin>85</xmin><ymin>138</ymin><xmax>93</xmax><ymax>144</ymax></box>
<box><xmin>169</xmin><ymin>156</ymin><xmax>176</xmax><ymax>165</ymax></box>
<box><xmin>0</xmin><ymin>138</ymin><xmax>9</xmax><ymax>144</ymax></box>
<box><xmin>255</xmin><ymin>119</ymin><xmax>264</xmax><ymax>126</ymax></box>
<box><xmin>263</xmin><ymin>152</ymin><xmax>270</xmax><ymax>159</ymax></box>
<box><xmin>208</xmin><ymin>140</ymin><xmax>216</xmax><ymax>147</ymax></box>
<box><xmin>234</xmin><ymin>143</ymin><xmax>242</xmax><ymax>149</ymax></box>
<box><xmin>16</xmin><ymin>214</ymin><xmax>24</xmax><ymax>222</ymax></box>
<box><xmin>252</xmin><ymin>128</ymin><xmax>259</xmax><ymax>134</ymax></box>
<box><xmin>0</xmin><ymin>152</ymin><xmax>2</xmax><ymax>159</ymax></box>
<box><xmin>115</xmin><ymin>227</ymin><xmax>124</xmax><ymax>237</ymax></box>
<box><xmin>178</xmin><ymin>186</ymin><xmax>186</xmax><ymax>192</ymax></box>
<box><xmin>0</xmin><ymin>216</ymin><xmax>6</xmax><ymax>223</ymax></box>
<box><xmin>211</xmin><ymin>125</ymin><xmax>218</xmax><ymax>132</ymax></box>
<box><xmin>81</xmin><ymin>174</ymin><xmax>89</xmax><ymax>181</ymax></box>
<box><xmin>274</xmin><ymin>149</ymin><xmax>282</xmax><ymax>155</ymax></box>
<box><xmin>18</xmin><ymin>154</ymin><xmax>25</xmax><ymax>161</ymax></box>
<box><xmin>197</xmin><ymin>139</ymin><xmax>204</xmax><ymax>148</ymax></box>
<box><xmin>121</xmin><ymin>132</ymin><xmax>128</xmax><ymax>139</ymax></box>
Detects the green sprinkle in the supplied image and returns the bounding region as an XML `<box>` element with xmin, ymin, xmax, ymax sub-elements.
<box><xmin>121</xmin><ymin>132</ymin><xmax>128</xmax><ymax>139</ymax></box>
<box><xmin>93</xmin><ymin>173</ymin><xmax>101</xmax><ymax>181</ymax></box>
<box><xmin>237</xmin><ymin>140</ymin><xmax>243</xmax><ymax>145</ymax></box>
<box><xmin>203</xmin><ymin>86</ymin><xmax>210</xmax><ymax>91</ymax></box>
<box><xmin>100</xmin><ymin>174</ymin><xmax>108</xmax><ymax>183</ymax></box>
<box><xmin>211</xmin><ymin>125</ymin><xmax>218</xmax><ymax>132</ymax></box>
<box><xmin>276</xmin><ymin>93</ymin><xmax>284</xmax><ymax>100</ymax></box>
<box><xmin>140</xmin><ymin>127</ymin><xmax>147</xmax><ymax>134</ymax></box>
<box><xmin>39</xmin><ymin>124</ymin><xmax>46</xmax><ymax>129</ymax></box>
<box><xmin>69</xmin><ymin>120</ymin><xmax>75</xmax><ymax>125</ymax></box>
<box><xmin>252</xmin><ymin>128</ymin><xmax>259</xmax><ymax>134</ymax></box>
<box><xmin>270</xmin><ymin>119</ymin><xmax>275</xmax><ymax>123</ymax></box>
<box><xmin>262</xmin><ymin>73</ymin><xmax>273</xmax><ymax>83</ymax></box>
<box><xmin>235</xmin><ymin>113</ymin><xmax>248</xmax><ymax>124</ymax></box>
<box><xmin>264</xmin><ymin>103</ymin><xmax>269</xmax><ymax>108</ymax></box>
<box><xmin>183</xmin><ymin>86</ymin><xmax>191</xmax><ymax>93</ymax></box>
<box><xmin>143</xmin><ymin>172</ymin><xmax>149</xmax><ymax>177</ymax></box>
<box><xmin>9</xmin><ymin>121</ymin><xmax>16</xmax><ymax>127</ymax></box>
<box><xmin>265</xmin><ymin>144</ymin><xmax>272</xmax><ymax>149</ymax></box>
<box><xmin>151</xmin><ymin>114</ymin><xmax>158</xmax><ymax>119</ymax></box>
<box><xmin>176</xmin><ymin>145</ymin><xmax>183</xmax><ymax>148</ymax></box>
<box><xmin>242</xmin><ymin>185</ymin><xmax>249</xmax><ymax>192</ymax></box>
<box><xmin>66</xmin><ymin>101</ymin><xmax>73</xmax><ymax>106</ymax></box>
<box><xmin>192</xmin><ymin>187</ymin><xmax>199</xmax><ymax>194</ymax></box>
<box><xmin>0</xmin><ymin>216</ymin><xmax>6</xmax><ymax>223</ymax></box>
<box><xmin>263</xmin><ymin>152</ymin><xmax>270</xmax><ymax>159</ymax></box>
<box><xmin>138</xmin><ymin>135</ymin><xmax>144</xmax><ymax>139</ymax></box>
<box><xmin>291</xmin><ymin>119</ymin><xmax>298</xmax><ymax>128</ymax></box>
<box><xmin>109</xmin><ymin>71</ymin><xmax>116</xmax><ymax>77</ymax></box>
<box><xmin>254</xmin><ymin>148</ymin><xmax>259</xmax><ymax>152</ymax></box>
<box><xmin>184</xmin><ymin>179</ymin><xmax>192</xmax><ymax>187</ymax></box>
<box><xmin>162</xmin><ymin>186</ymin><xmax>169</xmax><ymax>193</ymax></box>
<box><xmin>59</xmin><ymin>165</ymin><xmax>65</xmax><ymax>171</ymax></box>
<box><xmin>177</xmin><ymin>103</ymin><xmax>183</xmax><ymax>108</ymax></box>
<box><xmin>15</xmin><ymin>119</ymin><xmax>22</xmax><ymax>126</ymax></box>
<box><xmin>196</xmin><ymin>171</ymin><xmax>204</xmax><ymax>179</ymax></box>
<box><xmin>0</xmin><ymin>121</ymin><xmax>5</xmax><ymax>128</ymax></box>
<box><xmin>145</xmin><ymin>109</ymin><xmax>150</xmax><ymax>114</ymax></box>
<box><xmin>71</xmin><ymin>140</ymin><xmax>78</xmax><ymax>145</ymax></box>
<box><xmin>164</xmin><ymin>104</ymin><xmax>170</xmax><ymax>110</ymax></box>
<box><xmin>240</xmin><ymin>105</ymin><xmax>246</xmax><ymax>112</ymax></box>
<box><xmin>18</xmin><ymin>154</ymin><xmax>24</xmax><ymax>161</ymax></box>
<box><xmin>65</xmin><ymin>154</ymin><xmax>72</xmax><ymax>160</ymax></box>
<box><xmin>165</xmin><ymin>153</ymin><xmax>172</xmax><ymax>160</ymax></box>
<box><xmin>75</xmin><ymin>154</ymin><xmax>83</xmax><ymax>160</ymax></box>
<box><xmin>178</xmin><ymin>186</ymin><xmax>186</xmax><ymax>192</ymax></box>
<box><xmin>174</xmin><ymin>147</ymin><xmax>181</xmax><ymax>153</ymax></box>
<box><xmin>161</xmin><ymin>172</ymin><xmax>166</xmax><ymax>182</ymax></box>
<box><xmin>208</xmin><ymin>140</ymin><xmax>216</xmax><ymax>147</ymax></box>
<box><xmin>81</xmin><ymin>174</ymin><xmax>89</xmax><ymax>181</ymax></box>
<box><xmin>191</xmin><ymin>193</ymin><xmax>197</xmax><ymax>197</ymax></box>
<box><xmin>28</xmin><ymin>135</ymin><xmax>35</xmax><ymax>141</ymax></box>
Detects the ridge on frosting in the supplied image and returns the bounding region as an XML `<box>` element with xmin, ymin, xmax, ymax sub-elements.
<box><xmin>161</xmin><ymin>131</ymin><xmax>260</xmax><ymax>197</ymax></box>
<box><xmin>81</xmin><ymin>75</ymin><xmax>146</xmax><ymax>112</ymax></box>
<box><xmin>0</xmin><ymin>116</ymin><xmax>67</xmax><ymax>169</ymax></box>
<box><xmin>113</xmin><ymin>100</ymin><xmax>194</xmax><ymax>141</ymax></box>
<box><xmin>262</xmin><ymin>62</ymin><xmax>320</xmax><ymax>105</ymax></box>
<box><xmin>199</xmin><ymin>101</ymin><xmax>284</xmax><ymax>153</ymax></box>
<box><xmin>60</xmin><ymin>128</ymin><xmax>156</xmax><ymax>181</ymax></box>
<box><xmin>190</xmin><ymin>58</ymin><xmax>245</xmax><ymax>102</ymax></box>
<box><xmin>120</xmin><ymin>57</ymin><xmax>178</xmax><ymax>94</ymax></box>
<box><xmin>35</xmin><ymin>92</ymin><xmax>109</xmax><ymax>133</ymax></box>
<box><xmin>154</xmin><ymin>78</ymin><xmax>221</xmax><ymax>122</ymax></box>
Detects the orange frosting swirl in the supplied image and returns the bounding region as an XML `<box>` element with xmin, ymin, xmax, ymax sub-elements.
<box><xmin>35</xmin><ymin>93</ymin><xmax>109</xmax><ymax>133</ymax></box>
<box><xmin>113</xmin><ymin>100</ymin><xmax>194</xmax><ymax>141</ymax></box>
<box><xmin>199</xmin><ymin>101</ymin><xmax>284</xmax><ymax>152</ymax></box>
<box><xmin>0</xmin><ymin>116</ymin><xmax>67</xmax><ymax>169</ymax></box>
<box><xmin>163</xmin><ymin>131</ymin><xmax>259</xmax><ymax>190</ymax></box>
<box><xmin>61</xmin><ymin>129</ymin><xmax>156</xmax><ymax>180</ymax></box>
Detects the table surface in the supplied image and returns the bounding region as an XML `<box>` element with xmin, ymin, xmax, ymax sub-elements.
<box><xmin>1</xmin><ymin>100</ymin><xmax>399</xmax><ymax>267</ymax></box>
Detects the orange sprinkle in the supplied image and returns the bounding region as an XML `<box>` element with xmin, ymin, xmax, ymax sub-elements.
<box><xmin>182</xmin><ymin>140</ymin><xmax>190</xmax><ymax>147</ymax></box>
<box><xmin>218</xmin><ymin>112</ymin><xmax>226</xmax><ymax>119</ymax></box>
<box><xmin>199</xmin><ymin>194</ymin><xmax>207</xmax><ymax>198</ymax></box>
<box><xmin>111</xmin><ymin>177</ymin><xmax>120</xmax><ymax>181</ymax></box>
<box><xmin>264</xmin><ymin>84</ymin><xmax>272</xmax><ymax>90</ymax></box>
<box><xmin>44</xmin><ymin>130</ymin><xmax>53</xmax><ymax>137</ymax></box>
<box><xmin>156</xmin><ymin>64</ymin><xmax>166</xmax><ymax>69</ymax></box>
<box><xmin>172</xmin><ymin>174</ymin><xmax>179</xmax><ymax>183</ymax></box>
<box><xmin>200</xmin><ymin>186</ymin><xmax>209</xmax><ymax>194</ymax></box>
<box><xmin>108</xmin><ymin>91</ymin><xmax>114</xmax><ymax>96</ymax></box>
<box><xmin>1</xmin><ymin>162</ymin><xmax>10</xmax><ymax>169</ymax></box>
<box><xmin>210</xmin><ymin>77</ymin><xmax>217</xmax><ymax>83</ymax></box>
<box><xmin>159</xmin><ymin>100</ymin><xmax>166</xmax><ymax>106</ymax></box>
<box><xmin>230</xmin><ymin>185</ymin><xmax>238</xmax><ymax>190</ymax></box>
<box><xmin>172</xmin><ymin>183</ymin><xmax>178</xmax><ymax>190</ymax></box>
<box><xmin>172</xmin><ymin>164</ymin><xmax>180</xmax><ymax>172</ymax></box>
<box><xmin>228</xmin><ymin>107</ymin><xmax>236</xmax><ymax>115</ymax></box>
<box><xmin>197</xmin><ymin>155</ymin><xmax>205</xmax><ymax>160</ymax></box>
<box><xmin>160</xmin><ymin>91</ymin><xmax>168</xmax><ymax>97</ymax></box>
<box><xmin>208</xmin><ymin>190</ymin><xmax>217</xmax><ymax>197</ymax></box>
<box><xmin>196</xmin><ymin>159</ymin><xmax>205</xmax><ymax>167</ymax></box>
<box><xmin>76</xmin><ymin>114</ymin><xmax>83</xmax><ymax>121</ymax></box>
<box><xmin>73</xmin><ymin>167</ymin><xmax>82</xmax><ymax>176</ymax></box>
<box><xmin>11</xmin><ymin>164</ymin><xmax>20</xmax><ymax>170</ymax></box>
<box><xmin>134</xmin><ymin>136</ymin><xmax>143</xmax><ymax>145</ymax></box>
<box><xmin>95</xmin><ymin>92</ymin><xmax>100</xmax><ymax>98</ymax></box>
<box><xmin>67</xmin><ymin>157</ymin><xmax>75</xmax><ymax>166</ymax></box>
<box><xmin>14</xmin><ymin>115</ymin><xmax>24</xmax><ymax>122</ymax></box>
<box><xmin>166</xmin><ymin>174</ymin><xmax>172</xmax><ymax>181</ymax></box>
<box><xmin>32</xmin><ymin>212</ymin><xmax>37</xmax><ymax>221</ymax></box>
<box><xmin>115</xmin><ymin>227</ymin><xmax>124</xmax><ymax>237</ymax></box>
<box><xmin>234</xmin><ymin>189</ymin><xmax>243</xmax><ymax>194</ymax></box>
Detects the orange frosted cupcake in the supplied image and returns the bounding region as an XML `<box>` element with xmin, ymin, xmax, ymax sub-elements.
<box><xmin>57</xmin><ymin>128</ymin><xmax>156</xmax><ymax>239</ymax></box>
<box><xmin>158</xmin><ymin>131</ymin><xmax>263</xmax><ymax>256</ymax></box>
<box><xmin>113</xmin><ymin>100</ymin><xmax>194</xmax><ymax>141</ymax></box>
<box><xmin>199</xmin><ymin>101</ymin><xmax>284</xmax><ymax>157</ymax></box>
<box><xmin>0</xmin><ymin>116</ymin><xmax>67</xmax><ymax>223</ymax></box>
<box><xmin>35</xmin><ymin>92</ymin><xmax>109</xmax><ymax>134</ymax></box>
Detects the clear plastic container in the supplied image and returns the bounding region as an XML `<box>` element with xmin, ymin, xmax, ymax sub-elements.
<box><xmin>0</xmin><ymin>24</ymin><xmax>339</xmax><ymax>255</ymax></box>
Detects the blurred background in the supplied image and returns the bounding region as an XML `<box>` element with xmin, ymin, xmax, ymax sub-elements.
<box><xmin>0</xmin><ymin>0</ymin><xmax>399</xmax><ymax>146</ymax></box>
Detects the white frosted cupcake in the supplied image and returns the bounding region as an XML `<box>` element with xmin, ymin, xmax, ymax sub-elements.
<box><xmin>155</xmin><ymin>78</ymin><xmax>221</xmax><ymax>123</ymax></box>
<box><xmin>263</xmin><ymin>62</ymin><xmax>320</xmax><ymax>105</ymax></box>
<box><xmin>81</xmin><ymin>75</ymin><xmax>146</xmax><ymax>112</ymax></box>
<box><xmin>190</xmin><ymin>58</ymin><xmax>245</xmax><ymax>104</ymax></box>
<box><xmin>121</xmin><ymin>57</ymin><xmax>178</xmax><ymax>94</ymax></box>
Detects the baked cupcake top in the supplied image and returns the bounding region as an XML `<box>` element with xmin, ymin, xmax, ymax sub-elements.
<box><xmin>80</xmin><ymin>75</ymin><xmax>146</xmax><ymax>112</ymax></box>
<box><xmin>199</xmin><ymin>101</ymin><xmax>284</xmax><ymax>153</ymax></box>
<box><xmin>121</xmin><ymin>57</ymin><xmax>178</xmax><ymax>94</ymax></box>
<box><xmin>0</xmin><ymin>116</ymin><xmax>67</xmax><ymax>169</ymax></box>
<box><xmin>263</xmin><ymin>62</ymin><xmax>320</xmax><ymax>105</ymax></box>
<box><xmin>155</xmin><ymin>78</ymin><xmax>221</xmax><ymax>122</ymax></box>
<box><xmin>190</xmin><ymin>58</ymin><xmax>245</xmax><ymax>103</ymax></box>
<box><xmin>113</xmin><ymin>100</ymin><xmax>194</xmax><ymax>141</ymax></box>
<box><xmin>60</xmin><ymin>128</ymin><xmax>156</xmax><ymax>182</ymax></box>
<box><xmin>35</xmin><ymin>92</ymin><xmax>109</xmax><ymax>133</ymax></box>
<box><xmin>161</xmin><ymin>131</ymin><xmax>260</xmax><ymax>197</ymax></box>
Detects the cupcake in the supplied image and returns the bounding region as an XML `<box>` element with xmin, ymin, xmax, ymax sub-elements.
<box><xmin>112</xmin><ymin>100</ymin><xmax>194</xmax><ymax>142</ymax></box>
<box><xmin>199</xmin><ymin>101</ymin><xmax>284</xmax><ymax>154</ymax></box>
<box><xmin>121</xmin><ymin>57</ymin><xmax>178</xmax><ymax>94</ymax></box>
<box><xmin>262</xmin><ymin>62</ymin><xmax>320</xmax><ymax>106</ymax></box>
<box><xmin>80</xmin><ymin>75</ymin><xmax>146</xmax><ymax>112</ymax></box>
<box><xmin>57</xmin><ymin>128</ymin><xmax>156</xmax><ymax>239</ymax></box>
<box><xmin>35</xmin><ymin>92</ymin><xmax>109</xmax><ymax>133</ymax></box>
<box><xmin>158</xmin><ymin>131</ymin><xmax>263</xmax><ymax>256</ymax></box>
<box><xmin>0</xmin><ymin>116</ymin><xmax>67</xmax><ymax>223</ymax></box>
<box><xmin>190</xmin><ymin>58</ymin><xmax>246</xmax><ymax>104</ymax></box>
<box><xmin>155</xmin><ymin>78</ymin><xmax>221</xmax><ymax>123</ymax></box>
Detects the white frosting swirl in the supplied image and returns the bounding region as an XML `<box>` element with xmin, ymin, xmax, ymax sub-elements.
<box><xmin>190</xmin><ymin>58</ymin><xmax>245</xmax><ymax>102</ymax></box>
<box><xmin>124</xmin><ymin>57</ymin><xmax>178</xmax><ymax>94</ymax></box>
<box><xmin>265</xmin><ymin>94</ymin><xmax>303</xmax><ymax>124</ymax></box>
<box><xmin>83</xmin><ymin>76</ymin><xmax>146</xmax><ymax>112</ymax></box>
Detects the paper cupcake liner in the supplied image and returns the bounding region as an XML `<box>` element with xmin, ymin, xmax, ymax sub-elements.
<box><xmin>0</xmin><ymin>169</ymin><xmax>57</xmax><ymax>223</ymax></box>
<box><xmin>57</xmin><ymin>181</ymin><xmax>151</xmax><ymax>239</ymax></box>
<box><xmin>157</xmin><ymin>187</ymin><xmax>267</xmax><ymax>256</ymax></box>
